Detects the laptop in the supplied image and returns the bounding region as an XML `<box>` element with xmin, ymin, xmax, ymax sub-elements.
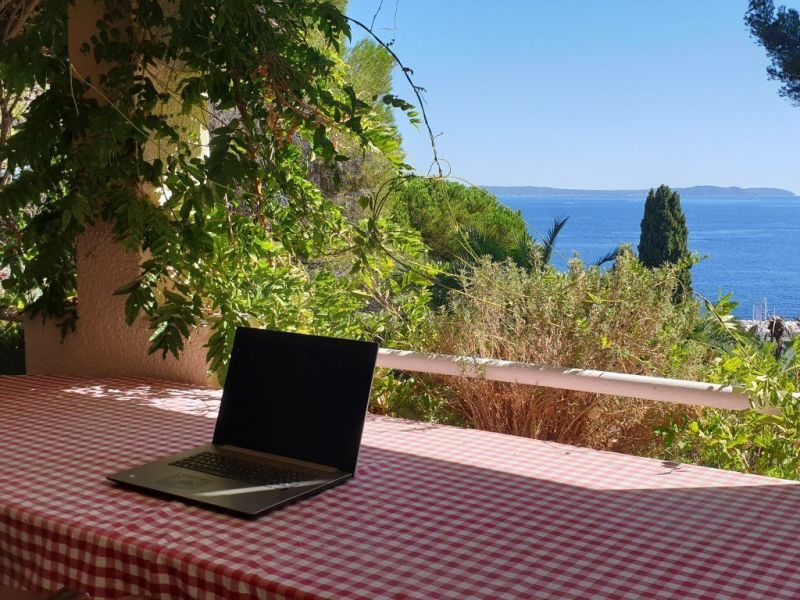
<box><xmin>107</xmin><ymin>327</ymin><xmax>379</xmax><ymax>517</ymax></box>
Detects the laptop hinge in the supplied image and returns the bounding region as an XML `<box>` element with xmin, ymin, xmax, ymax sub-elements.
<box><xmin>218</xmin><ymin>445</ymin><xmax>340</xmax><ymax>473</ymax></box>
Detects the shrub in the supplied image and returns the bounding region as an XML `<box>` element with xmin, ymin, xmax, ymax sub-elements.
<box><xmin>414</xmin><ymin>248</ymin><xmax>708</xmax><ymax>454</ymax></box>
<box><xmin>391</xmin><ymin>179</ymin><xmax>533</xmax><ymax>268</ymax></box>
<box><xmin>660</xmin><ymin>295</ymin><xmax>800</xmax><ymax>479</ymax></box>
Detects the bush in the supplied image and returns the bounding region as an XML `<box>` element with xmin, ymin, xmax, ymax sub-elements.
<box><xmin>660</xmin><ymin>295</ymin><xmax>800</xmax><ymax>479</ymax></box>
<box><xmin>0</xmin><ymin>321</ymin><xmax>24</xmax><ymax>374</ymax></box>
<box><xmin>391</xmin><ymin>179</ymin><xmax>533</xmax><ymax>268</ymax></box>
<box><xmin>411</xmin><ymin>248</ymin><xmax>708</xmax><ymax>454</ymax></box>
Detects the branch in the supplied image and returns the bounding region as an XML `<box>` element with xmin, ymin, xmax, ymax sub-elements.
<box><xmin>0</xmin><ymin>306</ymin><xmax>22</xmax><ymax>322</ymax></box>
<box><xmin>369</xmin><ymin>0</ymin><xmax>385</xmax><ymax>31</ymax></box>
<box><xmin>345</xmin><ymin>15</ymin><xmax>444</xmax><ymax>177</ymax></box>
<box><xmin>1</xmin><ymin>0</ymin><xmax>41</xmax><ymax>42</ymax></box>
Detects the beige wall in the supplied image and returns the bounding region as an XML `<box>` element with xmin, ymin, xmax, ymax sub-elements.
<box><xmin>24</xmin><ymin>223</ymin><xmax>214</xmax><ymax>386</ymax></box>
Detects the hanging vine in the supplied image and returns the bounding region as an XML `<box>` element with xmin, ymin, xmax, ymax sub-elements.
<box><xmin>0</xmin><ymin>0</ymin><xmax>435</xmax><ymax>377</ymax></box>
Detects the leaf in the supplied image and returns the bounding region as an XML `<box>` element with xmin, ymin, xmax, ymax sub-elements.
<box><xmin>113</xmin><ymin>279</ymin><xmax>141</xmax><ymax>296</ymax></box>
<box><xmin>124</xmin><ymin>293</ymin><xmax>140</xmax><ymax>325</ymax></box>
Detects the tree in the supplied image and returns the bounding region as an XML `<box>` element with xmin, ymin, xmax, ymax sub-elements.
<box><xmin>0</xmin><ymin>0</ymin><xmax>431</xmax><ymax>376</ymax></box>
<box><xmin>392</xmin><ymin>179</ymin><xmax>534</xmax><ymax>268</ymax></box>
<box><xmin>0</xmin><ymin>1</ymin><xmax>42</xmax><ymax>42</ymax></box>
<box><xmin>746</xmin><ymin>1</ymin><xmax>800</xmax><ymax>104</ymax></box>
<box><xmin>309</xmin><ymin>37</ymin><xmax>401</xmax><ymax>220</ymax></box>
<box><xmin>638</xmin><ymin>185</ymin><xmax>691</xmax><ymax>298</ymax></box>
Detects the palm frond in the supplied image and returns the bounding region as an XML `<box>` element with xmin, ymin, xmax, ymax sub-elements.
<box><xmin>594</xmin><ymin>244</ymin><xmax>622</xmax><ymax>267</ymax></box>
<box><xmin>541</xmin><ymin>216</ymin><xmax>569</xmax><ymax>265</ymax></box>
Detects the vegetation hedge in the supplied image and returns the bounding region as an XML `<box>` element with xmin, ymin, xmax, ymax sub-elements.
<box><xmin>376</xmin><ymin>248</ymin><xmax>708</xmax><ymax>455</ymax></box>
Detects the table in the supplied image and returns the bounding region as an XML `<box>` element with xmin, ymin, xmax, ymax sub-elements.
<box><xmin>2</xmin><ymin>376</ymin><xmax>800</xmax><ymax>599</ymax></box>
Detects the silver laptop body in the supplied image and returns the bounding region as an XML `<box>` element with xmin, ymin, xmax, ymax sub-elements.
<box><xmin>107</xmin><ymin>328</ymin><xmax>378</xmax><ymax>517</ymax></box>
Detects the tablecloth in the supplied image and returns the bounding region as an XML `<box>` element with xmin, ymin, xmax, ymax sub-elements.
<box><xmin>2</xmin><ymin>376</ymin><xmax>800</xmax><ymax>599</ymax></box>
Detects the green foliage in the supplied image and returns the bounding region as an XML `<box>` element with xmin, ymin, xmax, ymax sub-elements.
<box><xmin>638</xmin><ymin>185</ymin><xmax>692</xmax><ymax>299</ymax></box>
<box><xmin>346</xmin><ymin>39</ymin><xmax>395</xmax><ymax>121</ymax></box>
<box><xmin>310</xmin><ymin>38</ymin><xmax>401</xmax><ymax>216</ymax></box>
<box><xmin>747</xmin><ymin>1</ymin><xmax>800</xmax><ymax>104</ymax></box>
<box><xmin>539</xmin><ymin>216</ymin><xmax>569</xmax><ymax>268</ymax></box>
<box><xmin>392</xmin><ymin>179</ymin><xmax>534</xmax><ymax>268</ymax></box>
<box><xmin>0</xmin><ymin>0</ymin><xmax>429</xmax><ymax>378</ymax></box>
<box><xmin>660</xmin><ymin>294</ymin><xmax>800</xmax><ymax>479</ymax></box>
<box><xmin>384</xmin><ymin>248</ymin><xmax>707</xmax><ymax>449</ymax></box>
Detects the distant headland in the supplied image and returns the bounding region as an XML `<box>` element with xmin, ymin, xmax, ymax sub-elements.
<box><xmin>483</xmin><ymin>185</ymin><xmax>797</xmax><ymax>198</ymax></box>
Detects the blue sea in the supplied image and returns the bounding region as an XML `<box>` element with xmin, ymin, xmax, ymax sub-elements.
<box><xmin>498</xmin><ymin>195</ymin><xmax>800</xmax><ymax>319</ymax></box>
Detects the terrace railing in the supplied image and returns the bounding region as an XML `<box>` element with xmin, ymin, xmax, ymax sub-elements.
<box><xmin>0</xmin><ymin>303</ymin><xmax>777</xmax><ymax>413</ymax></box>
<box><xmin>375</xmin><ymin>348</ymin><xmax>772</xmax><ymax>413</ymax></box>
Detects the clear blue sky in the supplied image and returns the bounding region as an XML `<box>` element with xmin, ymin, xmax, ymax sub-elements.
<box><xmin>347</xmin><ymin>0</ymin><xmax>800</xmax><ymax>193</ymax></box>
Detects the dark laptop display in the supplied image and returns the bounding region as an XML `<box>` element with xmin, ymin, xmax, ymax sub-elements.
<box><xmin>107</xmin><ymin>328</ymin><xmax>379</xmax><ymax>516</ymax></box>
<box><xmin>214</xmin><ymin>328</ymin><xmax>378</xmax><ymax>473</ymax></box>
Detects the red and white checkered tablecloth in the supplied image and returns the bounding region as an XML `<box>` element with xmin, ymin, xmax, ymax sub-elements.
<box><xmin>3</xmin><ymin>377</ymin><xmax>800</xmax><ymax>599</ymax></box>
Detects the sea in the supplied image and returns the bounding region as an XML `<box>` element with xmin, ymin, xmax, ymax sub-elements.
<box><xmin>497</xmin><ymin>195</ymin><xmax>800</xmax><ymax>320</ymax></box>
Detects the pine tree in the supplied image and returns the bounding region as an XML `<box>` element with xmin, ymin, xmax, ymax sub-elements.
<box><xmin>638</xmin><ymin>185</ymin><xmax>692</xmax><ymax>299</ymax></box>
<box><xmin>746</xmin><ymin>1</ymin><xmax>800</xmax><ymax>105</ymax></box>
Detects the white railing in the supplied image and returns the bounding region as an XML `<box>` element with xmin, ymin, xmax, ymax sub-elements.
<box><xmin>376</xmin><ymin>348</ymin><xmax>770</xmax><ymax>413</ymax></box>
<box><xmin>0</xmin><ymin>300</ymin><xmax>773</xmax><ymax>413</ymax></box>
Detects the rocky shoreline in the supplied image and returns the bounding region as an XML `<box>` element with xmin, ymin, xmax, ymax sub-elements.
<box><xmin>738</xmin><ymin>319</ymin><xmax>799</xmax><ymax>342</ymax></box>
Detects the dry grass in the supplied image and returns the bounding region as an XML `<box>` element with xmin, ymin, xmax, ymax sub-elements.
<box><xmin>438</xmin><ymin>378</ymin><xmax>692</xmax><ymax>455</ymax></box>
<box><xmin>423</xmin><ymin>250</ymin><xmax>707</xmax><ymax>455</ymax></box>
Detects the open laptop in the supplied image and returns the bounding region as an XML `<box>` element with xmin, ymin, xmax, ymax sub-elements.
<box><xmin>107</xmin><ymin>327</ymin><xmax>379</xmax><ymax>517</ymax></box>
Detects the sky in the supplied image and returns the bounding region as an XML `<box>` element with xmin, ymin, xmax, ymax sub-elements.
<box><xmin>346</xmin><ymin>0</ymin><xmax>800</xmax><ymax>193</ymax></box>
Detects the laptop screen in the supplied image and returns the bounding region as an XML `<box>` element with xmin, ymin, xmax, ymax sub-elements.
<box><xmin>212</xmin><ymin>328</ymin><xmax>379</xmax><ymax>473</ymax></box>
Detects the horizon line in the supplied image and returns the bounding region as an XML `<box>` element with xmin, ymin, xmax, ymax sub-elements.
<box><xmin>481</xmin><ymin>184</ymin><xmax>798</xmax><ymax>196</ymax></box>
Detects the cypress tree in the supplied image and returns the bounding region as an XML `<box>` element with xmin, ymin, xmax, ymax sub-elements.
<box><xmin>638</xmin><ymin>185</ymin><xmax>692</xmax><ymax>299</ymax></box>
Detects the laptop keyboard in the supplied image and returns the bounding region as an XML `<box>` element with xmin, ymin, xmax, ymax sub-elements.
<box><xmin>169</xmin><ymin>452</ymin><xmax>312</xmax><ymax>486</ymax></box>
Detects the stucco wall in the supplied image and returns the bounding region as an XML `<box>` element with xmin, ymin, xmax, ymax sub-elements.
<box><xmin>24</xmin><ymin>223</ymin><xmax>214</xmax><ymax>386</ymax></box>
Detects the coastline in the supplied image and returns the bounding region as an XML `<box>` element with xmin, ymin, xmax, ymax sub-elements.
<box><xmin>483</xmin><ymin>186</ymin><xmax>797</xmax><ymax>198</ymax></box>
<box><xmin>738</xmin><ymin>319</ymin><xmax>798</xmax><ymax>342</ymax></box>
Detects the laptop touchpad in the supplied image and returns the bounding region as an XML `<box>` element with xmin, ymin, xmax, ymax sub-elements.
<box><xmin>157</xmin><ymin>473</ymin><xmax>213</xmax><ymax>491</ymax></box>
